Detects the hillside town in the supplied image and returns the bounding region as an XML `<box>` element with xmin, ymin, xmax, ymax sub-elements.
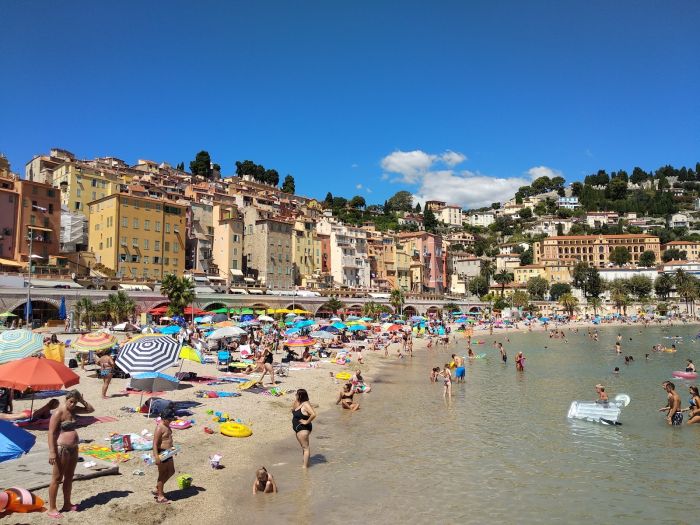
<box><xmin>1</xmin><ymin>149</ymin><xmax>700</xmax><ymax>318</ymax></box>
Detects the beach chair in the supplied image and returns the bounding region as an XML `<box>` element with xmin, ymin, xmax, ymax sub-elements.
<box><xmin>217</xmin><ymin>350</ymin><xmax>231</xmax><ymax>371</ymax></box>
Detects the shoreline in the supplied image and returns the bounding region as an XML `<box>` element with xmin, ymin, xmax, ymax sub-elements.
<box><xmin>5</xmin><ymin>320</ymin><xmax>697</xmax><ymax>524</ymax></box>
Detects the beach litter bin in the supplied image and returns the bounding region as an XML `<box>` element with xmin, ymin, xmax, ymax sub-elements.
<box><xmin>177</xmin><ymin>474</ymin><xmax>193</xmax><ymax>489</ymax></box>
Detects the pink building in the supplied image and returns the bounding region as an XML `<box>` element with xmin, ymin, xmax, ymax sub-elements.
<box><xmin>398</xmin><ymin>232</ymin><xmax>446</xmax><ymax>293</ymax></box>
<box><xmin>0</xmin><ymin>170</ymin><xmax>19</xmax><ymax>262</ymax></box>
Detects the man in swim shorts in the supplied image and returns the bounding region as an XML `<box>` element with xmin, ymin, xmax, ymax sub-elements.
<box><xmin>153</xmin><ymin>408</ymin><xmax>176</xmax><ymax>503</ymax></box>
<box><xmin>452</xmin><ymin>354</ymin><xmax>465</xmax><ymax>383</ymax></box>
<box><xmin>660</xmin><ymin>381</ymin><xmax>683</xmax><ymax>426</ymax></box>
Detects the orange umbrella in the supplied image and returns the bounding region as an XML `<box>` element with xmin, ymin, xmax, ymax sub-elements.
<box><xmin>214</xmin><ymin>320</ymin><xmax>234</xmax><ymax>328</ymax></box>
<box><xmin>0</xmin><ymin>357</ymin><xmax>80</xmax><ymax>391</ymax></box>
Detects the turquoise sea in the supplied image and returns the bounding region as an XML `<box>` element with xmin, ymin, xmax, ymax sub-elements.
<box><xmin>234</xmin><ymin>325</ymin><xmax>700</xmax><ymax>524</ymax></box>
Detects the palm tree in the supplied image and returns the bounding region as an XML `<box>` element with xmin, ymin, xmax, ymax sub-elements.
<box><xmin>559</xmin><ymin>293</ymin><xmax>579</xmax><ymax>316</ymax></box>
<box><xmin>74</xmin><ymin>297</ymin><xmax>94</xmax><ymax>330</ymax></box>
<box><xmin>611</xmin><ymin>290</ymin><xmax>630</xmax><ymax>315</ymax></box>
<box><xmin>160</xmin><ymin>274</ymin><xmax>195</xmax><ymax>316</ymax></box>
<box><xmin>106</xmin><ymin>291</ymin><xmax>136</xmax><ymax>323</ymax></box>
<box><xmin>389</xmin><ymin>288</ymin><xmax>405</xmax><ymax>316</ymax></box>
<box><xmin>321</xmin><ymin>296</ymin><xmax>345</xmax><ymax>316</ymax></box>
<box><xmin>676</xmin><ymin>277</ymin><xmax>698</xmax><ymax>315</ymax></box>
<box><xmin>480</xmin><ymin>260</ymin><xmax>496</xmax><ymax>282</ymax></box>
<box><xmin>587</xmin><ymin>297</ymin><xmax>602</xmax><ymax>317</ymax></box>
<box><xmin>493</xmin><ymin>270</ymin><xmax>514</xmax><ymax>297</ymax></box>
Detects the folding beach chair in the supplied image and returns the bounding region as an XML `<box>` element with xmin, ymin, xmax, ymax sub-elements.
<box><xmin>217</xmin><ymin>350</ymin><xmax>231</xmax><ymax>371</ymax></box>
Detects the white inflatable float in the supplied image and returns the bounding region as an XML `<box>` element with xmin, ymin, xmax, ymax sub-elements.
<box><xmin>567</xmin><ymin>394</ymin><xmax>631</xmax><ymax>425</ymax></box>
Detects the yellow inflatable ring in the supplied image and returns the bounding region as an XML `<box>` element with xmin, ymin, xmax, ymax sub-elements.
<box><xmin>335</xmin><ymin>372</ymin><xmax>352</xmax><ymax>380</ymax></box>
<box><xmin>220</xmin><ymin>422</ymin><xmax>252</xmax><ymax>438</ymax></box>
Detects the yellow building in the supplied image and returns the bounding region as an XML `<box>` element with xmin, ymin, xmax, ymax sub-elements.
<box><xmin>212</xmin><ymin>204</ymin><xmax>244</xmax><ymax>285</ymax></box>
<box><xmin>293</xmin><ymin>219</ymin><xmax>317</xmax><ymax>286</ymax></box>
<box><xmin>514</xmin><ymin>264</ymin><xmax>546</xmax><ymax>284</ymax></box>
<box><xmin>534</xmin><ymin>234</ymin><xmax>661</xmax><ymax>268</ymax></box>
<box><xmin>53</xmin><ymin>161</ymin><xmax>127</xmax><ymax>213</ymax></box>
<box><xmin>88</xmin><ymin>193</ymin><xmax>186</xmax><ymax>279</ymax></box>
<box><xmin>663</xmin><ymin>240</ymin><xmax>700</xmax><ymax>261</ymax></box>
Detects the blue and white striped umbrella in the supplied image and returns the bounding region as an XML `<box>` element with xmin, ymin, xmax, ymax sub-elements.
<box><xmin>116</xmin><ymin>335</ymin><xmax>180</xmax><ymax>375</ymax></box>
<box><xmin>0</xmin><ymin>330</ymin><xmax>45</xmax><ymax>364</ymax></box>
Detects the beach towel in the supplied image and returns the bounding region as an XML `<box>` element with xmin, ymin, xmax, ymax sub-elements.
<box><xmin>79</xmin><ymin>444</ymin><xmax>132</xmax><ymax>463</ymax></box>
<box><xmin>17</xmin><ymin>415</ymin><xmax>118</xmax><ymax>430</ymax></box>
<box><xmin>120</xmin><ymin>389</ymin><xmax>165</xmax><ymax>397</ymax></box>
<box><xmin>195</xmin><ymin>390</ymin><xmax>241</xmax><ymax>398</ymax></box>
<box><xmin>215</xmin><ymin>377</ymin><xmax>248</xmax><ymax>384</ymax></box>
<box><xmin>28</xmin><ymin>390</ymin><xmax>68</xmax><ymax>400</ymax></box>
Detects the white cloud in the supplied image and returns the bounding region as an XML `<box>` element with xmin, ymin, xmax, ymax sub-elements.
<box><xmin>356</xmin><ymin>183</ymin><xmax>363</xmax><ymax>189</ymax></box>
<box><xmin>527</xmin><ymin>166</ymin><xmax>563</xmax><ymax>180</ymax></box>
<box><xmin>366</xmin><ymin>187</ymin><xmax>373</xmax><ymax>194</ymax></box>
<box><xmin>379</xmin><ymin>149</ymin><xmax>561</xmax><ymax>209</ymax></box>
<box><xmin>413</xmin><ymin>170</ymin><xmax>532</xmax><ymax>210</ymax></box>
<box><xmin>440</xmin><ymin>150</ymin><xmax>467</xmax><ymax>166</ymax></box>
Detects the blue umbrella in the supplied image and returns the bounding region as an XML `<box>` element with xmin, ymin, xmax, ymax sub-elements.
<box><xmin>58</xmin><ymin>296</ymin><xmax>66</xmax><ymax>320</ymax></box>
<box><xmin>348</xmin><ymin>325</ymin><xmax>366</xmax><ymax>332</ymax></box>
<box><xmin>158</xmin><ymin>325</ymin><xmax>181</xmax><ymax>335</ymax></box>
<box><xmin>0</xmin><ymin>420</ymin><xmax>36</xmax><ymax>463</ymax></box>
<box><xmin>294</xmin><ymin>320</ymin><xmax>315</xmax><ymax>329</ymax></box>
<box><xmin>24</xmin><ymin>301</ymin><xmax>32</xmax><ymax>320</ymax></box>
<box><xmin>320</xmin><ymin>326</ymin><xmax>340</xmax><ymax>333</ymax></box>
<box><xmin>331</xmin><ymin>322</ymin><xmax>347</xmax><ymax>330</ymax></box>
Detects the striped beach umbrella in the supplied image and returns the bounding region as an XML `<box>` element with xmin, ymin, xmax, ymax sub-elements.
<box><xmin>71</xmin><ymin>332</ymin><xmax>117</xmax><ymax>354</ymax></box>
<box><xmin>285</xmin><ymin>337</ymin><xmax>315</xmax><ymax>347</ymax></box>
<box><xmin>0</xmin><ymin>330</ymin><xmax>45</xmax><ymax>364</ymax></box>
<box><xmin>116</xmin><ymin>334</ymin><xmax>180</xmax><ymax>375</ymax></box>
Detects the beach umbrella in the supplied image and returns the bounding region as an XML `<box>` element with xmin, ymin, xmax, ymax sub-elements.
<box><xmin>58</xmin><ymin>296</ymin><xmax>66</xmax><ymax>320</ymax></box>
<box><xmin>346</xmin><ymin>315</ymin><xmax>361</xmax><ymax>321</ymax></box>
<box><xmin>0</xmin><ymin>311</ymin><xmax>17</xmax><ymax>318</ymax></box>
<box><xmin>0</xmin><ymin>420</ymin><xmax>36</xmax><ymax>463</ymax></box>
<box><xmin>294</xmin><ymin>320</ymin><xmax>315</xmax><ymax>328</ymax></box>
<box><xmin>331</xmin><ymin>322</ymin><xmax>347</xmax><ymax>330</ymax></box>
<box><xmin>348</xmin><ymin>324</ymin><xmax>366</xmax><ymax>332</ymax></box>
<box><xmin>0</xmin><ymin>356</ymin><xmax>80</xmax><ymax>413</ymax></box>
<box><xmin>310</xmin><ymin>331</ymin><xmax>335</xmax><ymax>340</ymax></box>
<box><xmin>285</xmin><ymin>337</ymin><xmax>314</xmax><ymax>347</ymax></box>
<box><xmin>207</xmin><ymin>326</ymin><xmax>246</xmax><ymax>339</ymax></box>
<box><xmin>194</xmin><ymin>315</ymin><xmax>213</xmax><ymax>324</ymax></box>
<box><xmin>148</xmin><ymin>306</ymin><xmax>169</xmax><ymax>315</ymax></box>
<box><xmin>0</xmin><ymin>330</ymin><xmax>45</xmax><ymax>364</ymax></box>
<box><xmin>320</xmin><ymin>325</ymin><xmax>339</xmax><ymax>333</ymax></box>
<box><xmin>360</xmin><ymin>317</ymin><xmax>373</xmax><ymax>322</ymax></box>
<box><xmin>24</xmin><ymin>301</ymin><xmax>32</xmax><ymax>320</ymax></box>
<box><xmin>211</xmin><ymin>314</ymin><xmax>228</xmax><ymax>323</ymax></box>
<box><xmin>179</xmin><ymin>345</ymin><xmax>202</xmax><ymax>364</ymax></box>
<box><xmin>158</xmin><ymin>325</ymin><xmax>181</xmax><ymax>335</ymax></box>
<box><xmin>385</xmin><ymin>324</ymin><xmax>402</xmax><ymax>332</ymax></box>
<box><xmin>116</xmin><ymin>335</ymin><xmax>180</xmax><ymax>375</ymax></box>
<box><xmin>258</xmin><ymin>315</ymin><xmax>274</xmax><ymax>322</ymax></box>
<box><xmin>130</xmin><ymin>371</ymin><xmax>180</xmax><ymax>393</ymax></box>
<box><xmin>285</xmin><ymin>328</ymin><xmax>301</xmax><ymax>336</ymax></box>
<box><xmin>214</xmin><ymin>320</ymin><xmax>234</xmax><ymax>328</ymax></box>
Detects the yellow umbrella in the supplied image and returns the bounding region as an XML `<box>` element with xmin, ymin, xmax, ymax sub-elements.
<box><xmin>266</xmin><ymin>308</ymin><xmax>277</xmax><ymax>314</ymax></box>
<box><xmin>292</xmin><ymin>309</ymin><xmax>307</xmax><ymax>315</ymax></box>
<box><xmin>179</xmin><ymin>345</ymin><xmax>202</xmax><ymax>363</ymax></box>
<box><xmin>275</xmin><ymin>308</ymin><xmax>292</xmax><ymax>314</ymax></box>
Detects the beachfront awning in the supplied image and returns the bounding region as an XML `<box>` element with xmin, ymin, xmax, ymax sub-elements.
<box><xmin>30</xmin><ymin>280</ymin><xmax>83</xmax><ymax>289</ymax></box>
<box><xmin>230</xmin><ymin>269</ymin><xmax>244</xmax><ymax>277</ymax></box>
<box><xmin>194</xmin><ymin>286</ymin><xmax>216</xmax><ymax>293</ymax></box>
<box><xmin>230</xmin><ymin>288</ymin><xmax>249</xmax><ymax>294</ymax></box>
<box><xmin>0</xmin><ymin>258</ymin><xmax>22</xmax><ymax>268</ymax></box>
<box><xmin>248</xmin><ymin>289</ymin><xmax>263</xmax><ymax>294</ymax></box>
<box><xmin>119</xmin><ymin>284</ymin><xmax>152</xmax><ymax>291</ymax></box>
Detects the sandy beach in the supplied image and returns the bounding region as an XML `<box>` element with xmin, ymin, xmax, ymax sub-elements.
<box><xmin>4</xmin><ymin>317</ymin><xmax>696</xmax><ymax>524</ymax></box>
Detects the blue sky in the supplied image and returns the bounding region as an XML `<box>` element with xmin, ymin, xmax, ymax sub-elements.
<box><xmin>1</xmin><ymin>1</ymin><xmax>699</xmax><ymax>209</ymax></box>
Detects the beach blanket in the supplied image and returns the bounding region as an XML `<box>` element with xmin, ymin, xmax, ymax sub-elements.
<box><xmin>79</xmin><ymin>444</ymin><xmax>132</xmax><ymax>463</ymax></box>
<box><xmin>195</xmin><ymin>390</ymin><xmax>241</xmax><ymax>398</ymax></box>
<box><xmin>215</xmin><ymin>376</ymin><xmax>248</xmax><ymax>383</ymax></box>
<box><xmin>17</xmin><ymin>389</ymin><xmax>68</xmax><ymax>400</ymax></box>
<box><xmin>17</xmin><ymin>415</ymin><xmax>118</xmax><ymax>430</ymax></box>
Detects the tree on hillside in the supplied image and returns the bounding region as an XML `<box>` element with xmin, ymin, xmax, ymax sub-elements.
<box><xmin>675</xmin><ymin>270</ymin><xmax>698</xmax><ymax>314</ymax></box>
<box><xmin>654</xmin><ymin>274</ymin><xmax>674</xmax><ymax>300</ymax></box>
<box><xmin>549</xmin><ymin>283</ymin><xmax>572</xmax><ymax>301</ymax></box>
<box><xmin>638</xmin><ymin>250</ymin><xmax>656</xmax><ymax>267</ymax></box>
<box><xmin>423</xmin><ymin>207</ymin><xmax>438</xmax><ymax>232</ymax></box>
<box><xmin>494</xmin><ymin>270</ymin><xmax>514</xmax><ymax>297</ymax></box>
<box><xmin>511</xmin><ymin>290</ymin><xmax>530</xmax><ymax>309</ymax></box>
<box><xmin>527</xmin><ymin>276</ymin><xmax>549</xmax><ymax>300</ymax></box>
<box><xmin>662</xmin><ymin>248</ymin><xmax>687</xmax><ymax>262</ymax></box>
<box><xmin>519</xmin><ymin>207</ymin><xmax>533</xmax><ymax>220</ymax></box>
<box><xmin>414</xmin><ymin>203</ymin><xmax>422</xmax><ymax>212</ymax></box>
<box><xmin>349</xmin><ymin>195</ymin><xmax>366</xmax><ymax>209</ymax></box>
<box><xmin>519</xmin><ymin>249</ymin><xmax>533</xmax><ymax>266</ymax></box>
<box><xmin>468</xmin><ymin>276</ymin><xmax>489</xmax><ymax>297</ymax></box>
<box><xmin>324</xmin><ymin>192</ymin><xmax>334</xmax><ymax>207</ymax></box>
<box><xmin>386</xmin><ymin>191</ymin><xmax>413</xmax><ymax>212</ymax></box>
<box><xmin>175</xmin><ymin>162</ymin><xmax>185</xmax><ymax>171</ymax></box>
<box><xmin>281</xmin><ymin>175</ymin><xmax>295</xmax><ymax>194</ymax></box>
<box><xmin>609</xmin><ymin>246</ymin><xmax>631</xmax><ymax>266</ymax></box>
<box><xmin>627</xmin><ymin>275</ymin><xmax>653</xmax><ymax>299</ymax></box>
<box><xmin>190</xmin><ymin>151</ymin><xmax>212</xmax><ymax>178</ymax></box>
<box><xmin>480</xmin><ymin>260</ymin><xmax>496</xmax><ymax>282</ymax></box>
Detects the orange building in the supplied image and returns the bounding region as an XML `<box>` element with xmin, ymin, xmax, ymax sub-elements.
<box><xmin>534</xmin><ymin>234</ymin><xmax>660</xmax><ymax>268</ymax></box>
<box><xmin>14</xmin><ymin>179</ymin><xmax>61</xmax><ymax>264</ymax></box>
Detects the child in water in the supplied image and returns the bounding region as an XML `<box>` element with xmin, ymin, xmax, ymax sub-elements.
<box><xmin>253</xmin><ymin>467</ymin><xmax>277</xmax><ymax>494</ymax></box>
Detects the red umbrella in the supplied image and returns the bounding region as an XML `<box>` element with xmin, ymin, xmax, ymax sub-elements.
<box><xmin>183</xmin><ymin>306</ymin><xmax>207</xmax><ymax>315</ymax></box>
<box><xmin>0</xmin><ymin>357</ymin><xmax>80</xmax><ymax>391</ymax></box>
<box><xmin>148</xmin><ymin>306</ymin><xmax>169</xmax><ymax>315</ymax></box>
<box><xmin>0</xmin><ymin>357</ymin><xmax>80</xmax><ymax>413</ymax></box>
<box><xmin>386</xmin><ymin>324</ymin><xmax>402</xmax><ymax>332</ymax></box>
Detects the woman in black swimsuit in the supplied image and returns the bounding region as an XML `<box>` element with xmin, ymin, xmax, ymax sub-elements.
<box><xmin>336</xmin><ymin>382</ymin><xmax>360</xmax><ymax>411</ymax></box>
<box><xmin>291</xmin><ymin>389</ymin><xmax>316</xmax><ymax>468</ymax></box>
<box><xmin>259</xmin><ymin>346</ymin><xmax>276</xmax><ymax>385</ymax></box>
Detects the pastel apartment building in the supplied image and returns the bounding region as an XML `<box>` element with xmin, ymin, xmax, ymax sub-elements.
<box><xmin>534</xmin><ymin>234</ymin><xmax>661</xmax><ymax>268</ymax></box>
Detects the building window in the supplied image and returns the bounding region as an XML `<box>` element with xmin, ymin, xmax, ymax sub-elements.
<box><xmin>155</xmin><ymin>221</ymin><xmax>161</xmax><ymax>232</ymax></box>
<box><xmin>131</xmin><ymin>255</ymin><xmax>139</xmax><ymax>263</ymax></box>
<box><xmin>155</xmin><ymin>241</ymin><xmax>160</xmax><ymax>251</ymax></box>
<box><xmin>132</xmin><ymin>238</ymin><xmax>138</xmax><ymax>247</ymax></box>
<box><xmin>164</xmin><ymin>242</ymin><xmax>170</xmax><ymax>252</ymax></box>
<box><xmin>122</xmin><ymin>217</ymin><xmax>128</xmax><ymax>227</ymax></box>
<box><xmin>154</xmin><ymin>256</ymin><xmax>161</xmax><ymax>264</ymax></box>
<box><xmin>144</xmin><ymin>220</ymin><xmax>150</xmax><ymax>230</ymax></box>
<box><xmin>120</xmin><ymin>236</ymin><xmax>127</xmax><ymax>246</ymax></box>
<box><xmin>165</xmin><ymin>223</ymin><xmax>170</xmax><ymax>234</ymax></box>
<box><xmin>133</xmin><ymin>218</ymin><xmax>139</xmax><ymax>229</ymax></box>
<box><xmin>120</xmin><ymin>253</ymin><xmax>127</xmax><ymax>262</ymax></box>
<box><xmin>143</xmin><ymin>256</ymin><xmax>149</xmax><ymax>264</ymax></box>
<box><xmin>173</xmin><ymin>243</ymin><xmax>179</xmax><ymax>253</ymax></box>
<box><xmin>143</xmin><ymin>239</ymin><xmax>149</xmax><ymax>250</ymax></box>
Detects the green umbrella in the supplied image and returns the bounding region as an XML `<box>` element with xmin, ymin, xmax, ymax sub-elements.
<box><xmin>0</xmin><ymin>312</ymin><xmax>17</xmax><ymax>318</ymax></box>
<box><xmin>211</xmin><ymin>308</ymin><xmax>229</xmax><ymax>314</ymax></box>
<box><xmin>0</xmin><ymin>330</ymin><xmax>45</xmax><ymax>364</ymax></box>
<box><xmin>241</xmin><ymin>308</ymin><xmax>254</xmax><ymax>315</ymax></box>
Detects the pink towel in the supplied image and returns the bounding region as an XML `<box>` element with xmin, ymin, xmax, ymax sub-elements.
<box><xmin>18</xmin><ymin>415</ymin><xmax>118</xmax><ymax>430</ymax></box>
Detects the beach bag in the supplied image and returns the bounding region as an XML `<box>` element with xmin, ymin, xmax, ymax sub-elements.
<box><xmin>68</xmin><ymin>358</ymin><xmax>78</xmax><ymax>369</ymax></box>
<box><xmin>177</xmin><ymin>474</ymin><xmax>192</xmax><ymax>489</ymax></box>
<box><xmin>142</xmin><ymin>397</ymin><xmax>174</xmax><ymax>417</ymax></box>
<box><xmin>110</xmin><ymin>434</ymin><xmax>133</xmax><ymax>452</ymax></box>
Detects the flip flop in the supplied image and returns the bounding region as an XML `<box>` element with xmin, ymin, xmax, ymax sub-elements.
<box><xmin>47</xmin><ymin>511</ymin><xmax>64</xmax><ymax>519</ymax></box>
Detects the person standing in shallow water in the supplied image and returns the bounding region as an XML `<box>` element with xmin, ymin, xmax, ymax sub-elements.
<box><xmin>515</xmin><ymin>352</ymin><xmax>525</xmax><ymax>372</ymax></box>
<box><xmin>659</xmin><ymin>381</ymin><xmax>683</xmax><ymax>426</ymax></box>
<box><xmin>292</xmin><ymin>389</ymin><xmax>316</xmax><ymax>468</ymax></box>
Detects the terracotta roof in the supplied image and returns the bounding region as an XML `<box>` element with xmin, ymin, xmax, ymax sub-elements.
<box><xmin>545</xmin><ymin>234</ymin><xmax>658</xmax><ymax>240</ymax></box>
<box><xmin>664</xmin><ymin>240</ymin><xmax>699</xmax><ymax>246</ymax></box>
